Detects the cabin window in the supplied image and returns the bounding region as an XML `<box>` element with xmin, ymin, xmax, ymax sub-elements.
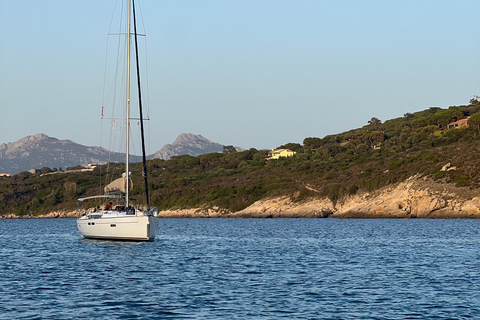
<box><xmin>110</xmin><ymin>224</ymin><xmax>116</xmax><ymax>227</ymax></box>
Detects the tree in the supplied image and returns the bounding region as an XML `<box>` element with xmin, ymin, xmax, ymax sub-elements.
<box><xmin>367</xmin><ymin>131</ymin><xmax>385</xmax><ymax>147</ymax></box>
<box><xmin>429</xmin><ymin>108</ymin><xmax>463</xmax><ymax>128</ymax></box>
<box><xmin>411</xmin><ymin>116</ymin><xmax>428</xmax><ymax>129</ymax></box>
<box><xmin>278</xmin><ymin>143</ymin><xmax>302</xmax><ymax>152</ymax></box>
<box><xmin>303</xmin><ymin>137</ymin><xmax>323</xmax><ymax>149</ymax></box>
<box><xmin>200</xmin><ymin>153</ymin><xmax>222</xmax><ymax>168</ymax></box>
<box><xmin>223</xmin><ymin>145</ymin><xmax>237</xmax><ymax>154</ymax></box>
<box><xmin>368</xmin><ymin>117</ymin><xmax>382</xmax><ymax>126</ymax></box>
<box><xmin>468</xmin><ymin>112</ymin><xmax>480</xmax><ymax>134</ymax></box>
<box><xmin>39</xmin><ymin>167</ymin><xmax>53</xmax><ymax>175</ymax></box>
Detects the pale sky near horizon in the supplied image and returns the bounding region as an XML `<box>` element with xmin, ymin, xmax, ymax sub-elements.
<box><xmin>1</xmin><ymin>0</ymin><xmax>479</xmax><ymax>154</ymax></box>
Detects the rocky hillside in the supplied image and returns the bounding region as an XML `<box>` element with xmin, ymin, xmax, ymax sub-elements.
<box><xmin>151</xmin><ymin>133</ymin><xmax>240</xmax><ymax>160</ymax></box>
<box><xmin>0</xmin><ymin>133</ymin><xmax>241</xmax><ymax>174</ymax></box>
<box><xmin>0</xmin><ymin>133</ymin><xmax>136</xmax><ymax>174</ymax></box>
<box><xmin>228</xmin><ymin>175</ymin><xmax>480</xmax><ymax>219</ymax></box>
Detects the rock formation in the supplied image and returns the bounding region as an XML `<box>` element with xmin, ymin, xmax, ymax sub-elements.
<box><xmin>0</xmin><ymin>133</ymin><xmax>133</xmax><ymax>174</ymax></box>
<box><xmin>151</xmin><ymin>133</ymin><xmax>242</xmax><ymax>160</ymax></box>
<box><xmin>155</xmin><ymin>175</ymin><xmax>480</xmax><ymax>219</ymax></box>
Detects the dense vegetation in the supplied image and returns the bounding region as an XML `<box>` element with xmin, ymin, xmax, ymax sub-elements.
<box><xmin>2</xmin><ymin>100</ymin><xmax>480</xmax><ymax>216</ymax></box>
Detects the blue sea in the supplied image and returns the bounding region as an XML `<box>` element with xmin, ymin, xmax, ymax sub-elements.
<box><xmin>0</xmin><ymin>218</ymin><xmax>479</xmax><ymax>319</ymax></box>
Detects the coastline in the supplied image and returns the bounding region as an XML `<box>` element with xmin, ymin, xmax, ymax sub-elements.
<box><xmin>2</xmin><ymin>176</ymin><xmax>480</xmax><ymax>219</ymax></box>
<box><xmin>92</xmin><ymin>175</ymin><xmax>480</xmax><ymax>219</ymax></box>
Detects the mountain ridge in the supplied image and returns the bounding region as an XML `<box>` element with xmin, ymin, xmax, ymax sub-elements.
<box><xmin>0</xmin><ymin>133</ymin><xmax>241</xmax><ymax>174</ymax></box>
<box><xmin>152</xmin><ymin>133</ymin><xmax>227</xmax><ymax>160</ymax></box>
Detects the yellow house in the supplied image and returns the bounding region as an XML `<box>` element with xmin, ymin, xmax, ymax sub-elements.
<box><xmin>267</xmin><ymin>148</ymin><xmax>296</xmax><ymax>160</ymax></box>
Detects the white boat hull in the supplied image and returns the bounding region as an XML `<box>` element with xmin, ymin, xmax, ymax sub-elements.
<box><xmin>77</xmin><ymin>212</ymin><xmax>158</xmax><ymax>241</ymax></box>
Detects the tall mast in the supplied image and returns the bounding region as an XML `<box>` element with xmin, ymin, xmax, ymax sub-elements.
<box><xmin>132</xmin><ymin>0</ymin><xmax>150</xmax><ymax>209</ymax></box>
<box><xmin>125</xmin><ymin>0</ymin><xmax>131</xmax><ymax>207</ymax></box>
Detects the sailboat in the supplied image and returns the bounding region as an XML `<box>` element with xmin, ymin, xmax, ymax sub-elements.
<box><xmin>76</xmin><ymin>0</ymin><xmax>158</xmax><ymax>241</ymax></box>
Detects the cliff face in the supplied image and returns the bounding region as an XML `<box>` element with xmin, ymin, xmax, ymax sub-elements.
<box><xmin>154</xmin><ymin>175</ymin><xmax>480</xmax><ymax>218</ymax></box>
<box><xmin>335</xmin><ymin>175</ymin><xmax>480</xmax><ymax>218</ymax></box>
<box><xmin>228</xmin><ymin>175</ymin><xmax>480</xmax><ymax>218</ymax></box>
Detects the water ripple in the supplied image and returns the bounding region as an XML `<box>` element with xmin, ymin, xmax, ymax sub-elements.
<box><xmin>0</xmin><ymin>218</ymin><xmax>479</xmax><ymax>319</ymax></box>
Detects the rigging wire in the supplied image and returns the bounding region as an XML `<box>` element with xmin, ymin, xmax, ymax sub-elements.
<box><xmin>97</xmin><ymin>0</ymin><xmax>153</xmax><ymax>207</ymax></box>
<box><xmin>103</xmin><ymin>0</ymin><xmax>128</xmax><ymax>189</ymax></box>
<box><xmin>100</xmin><ymin>2</ymin><xmax>117</xmax><ymax>191</ymax></box>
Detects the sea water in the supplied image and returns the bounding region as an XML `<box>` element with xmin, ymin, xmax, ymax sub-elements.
<box><xmin>0</xmin><ymin>218</ymin><xmax>479</xmax><ymax>319</ymax></box>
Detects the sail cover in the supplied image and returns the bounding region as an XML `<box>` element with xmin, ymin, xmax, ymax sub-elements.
<box><xmin>104</xmin><ymin>176</ymin><xmax>133</xmax><ymax>194</ymax></box>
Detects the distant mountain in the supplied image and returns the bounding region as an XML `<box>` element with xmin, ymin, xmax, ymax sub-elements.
<box><xmin>151</xmin><ymin>133</ymin><xmax>236</xmax><ymax>160</ymax></box>
<box><xmin>0</xmin><ymin>133</ymin><xmax>140</xmax><ymax>175</ymax></box>
<box><xmin>0</xmin><ymin>133</ymin><xmax>243</xmax><ymax>175</ymax></box>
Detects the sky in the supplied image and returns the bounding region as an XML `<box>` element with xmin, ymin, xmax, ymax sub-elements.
<box><xmin>1</xmin><ymin>0</ymin><xmax>479</xmax><ymax>154</ymax></box>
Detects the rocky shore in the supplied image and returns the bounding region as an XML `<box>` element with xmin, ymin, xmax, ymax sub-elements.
<box><xmin>2</xmin><ymin>176</ymin><xmax>480</xmax><ymax>219</ymax></box>
<box><xmin>135</xmin><ymin>175</ymin><xmax>480</xmax><ymax>219</ymax></box>
<box><xmin>0</xmin><ymin>211</ymin><xmax>77</xmax><ymax>219</ymax></box>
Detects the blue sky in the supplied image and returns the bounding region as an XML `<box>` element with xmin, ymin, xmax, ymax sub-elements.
<box><xmin>1</xmin><ymin>0</ymin><xmax>479</xmax><ymax>153</ymax></box>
